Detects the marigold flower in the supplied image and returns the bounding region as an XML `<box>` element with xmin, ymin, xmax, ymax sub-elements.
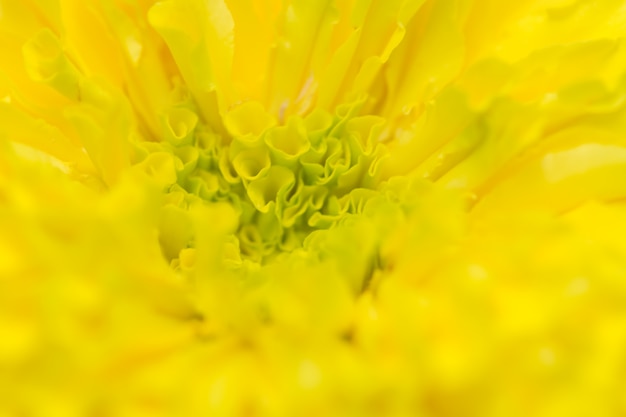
<box><xmin>2</xmin><ymin>0</ymin><xmax>626</xmax><ymax>416</ymax></box>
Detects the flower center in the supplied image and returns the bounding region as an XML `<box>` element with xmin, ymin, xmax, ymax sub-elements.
<box><xmin>152</xmin><ymin>99</ymin><xmax>389</xmax><ymax>263</ymax></box>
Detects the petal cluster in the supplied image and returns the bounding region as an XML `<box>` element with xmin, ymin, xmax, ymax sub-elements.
<box><xmin>2</xmin><ymin>1</ymin><xmax>626</xmax><ymax>416</ymax></box>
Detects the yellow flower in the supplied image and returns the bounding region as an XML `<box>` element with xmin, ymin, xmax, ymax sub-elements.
<box><xmin>2</xmin><ymin>0</ymin><xmax>626</xmax><ymax>416</ymax></box>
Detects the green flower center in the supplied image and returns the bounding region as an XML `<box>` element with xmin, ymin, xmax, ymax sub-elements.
<box><xmin>150</xmin><ymin>98</ymin><xmax>389</xmax><ymax>263</ymax></box>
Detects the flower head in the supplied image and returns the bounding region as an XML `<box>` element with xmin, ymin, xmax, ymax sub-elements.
<box><xmin>2</xmin><ymin>0</ymin><xmax>626</xmax><ymax>415</ymax></box>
